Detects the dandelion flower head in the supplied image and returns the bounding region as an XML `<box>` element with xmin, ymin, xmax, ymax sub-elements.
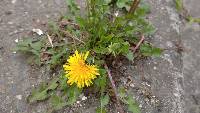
<box><xmin>63</xmin><ymin>50</ymin><xmax>99</xmax><ymax>88</ymax></box>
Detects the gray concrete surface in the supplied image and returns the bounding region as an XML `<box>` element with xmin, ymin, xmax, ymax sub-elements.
<box><xmin>127</xmin><ymin>0</ymin><xmax>185</xmax><ymax>112</ymax></box>
<box><xmin>0</xmin><ymin>0</ymin><xmax>200</xmax><ymax>113</ymax></box>
<box><xmin>183</xmin><ymin>0</ymin><xmax>200</xmax><ymax>18</ymax></box>
<box><xmin>182</xmin><ymin>23</ymin><xmax>200</xmax><ymax>113</ymax></box>
<box><xmin>0</xmin><ymin>0</ymin><xmax>67</xmax><ymax>113</ymax></box>
<box><xmin>130</xmin><ymin>0</ymin><xmax>200</xmax><ymax>113</ymax></box>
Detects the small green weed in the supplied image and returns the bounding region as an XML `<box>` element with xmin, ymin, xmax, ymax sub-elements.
<box><xmin>175</xmin><ymin>0</ymin><xmax>183</xmax><ymax>11</ymax></box>
<box><xmin>16</xmin><ymin>0</ymin><xmax>162</xmax><ymax>112</ymax></box>
<box><xmin>175</xmin><ymin>0</ymin><xmax>200</xmax><ymax>24</ymax></box>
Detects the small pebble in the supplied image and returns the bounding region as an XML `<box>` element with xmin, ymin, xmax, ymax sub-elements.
<box><xmin>11</xmin><ymin>0</ymin><xmax>17</xmax><ymax>4</ymax></box>
<box><xmin>166</xmin><ymin>41</ymin><xmax>173</xmax><ymax>48</ymax></box>
<box><xmin>32</xmin><ymin>28</ymin><xmax>43</xmax><ymax>35</ymax></box>
<box><xmin>8</xmin><ymin>22</ymin><xmax>13</xmax><ymax>25</ymax></box>
<box><xmin>36</xmin><ymin>19</ymin><xmax>40</xmax><ymax>23</ymax></box>
<box><xmin>45</xmin><ymin>15</ymin><xmax>50</xmax><ymax>18</ymax></box>
<box><xmin>81</xmin><ymin>96</ymin><xmax>87</xmax><ymax>101</ymax></box>
<box><xmin>130</xmin><ymin>83</ymin><xmax>135</xmax><ymax>88</ymax></box>
<box><xmin>15</xmin><ymin>39</ymin><xmax>19</xmax><ymax>43</ymax></box>
<box><xmin>150</xmin><ymin>99</ymin><xmax>155</xmax><ymax>103</ymax></box>
<box><xmin>24</xmin><ymin>11</ymin><xmax>28</xmax><ymax>14</ymax></box>
<box><xmin>16</xmin><ymin>95</ymin><xmax>22</xmax><ymax>100</ymax></box>
<box><xmin>114</xmin><ymin>11</ymin><xmax>119</xmax><ymax>17</ymax></box>
<box><xmin>145</xmin><ymin>82</ymin><xmax>151</xmax><ymax>87</ymax></box>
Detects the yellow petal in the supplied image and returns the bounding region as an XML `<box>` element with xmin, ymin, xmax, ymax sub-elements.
<box><xmin>84</xmin><ymin>51</ymin><xmax>90</xmax><ymax>60</ymax></box>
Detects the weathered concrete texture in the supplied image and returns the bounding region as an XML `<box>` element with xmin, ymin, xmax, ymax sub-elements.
<box><xmin>0</xmin><ymin>0</ymin><xmax>99</xmax><ymax>113</ymax></box>
<box><xmin>134</xmin><ymin>0</ymin><xmax>200</xmax><ymax>113</ymax></box>
<box><xmin>183</xmin><ymin>0</ymin><xmax>200</xmax><ymax>18</ymax></box>
<box><xmin>127</xmin><ymin>0</ymin><xmax>185</xmax><ymax>113</ymax></box>
<box><xmin>0</xmin><ymin>0</ymin><xmax>67</xmax><ymax>113</ymax></box>
<box><xmin>133</xmin><ymin>0</ymin><xmax>200</xmax><ymax>113</ymax></box>
<box><xmin>182</xmin><ymin>23</ymin><xmax>200</xmax><ymax>113</ymax></box>
<box><xmin>181</xmin><ymin>0</ymin><xmax>200</xmax><ymax>113</ymax></box>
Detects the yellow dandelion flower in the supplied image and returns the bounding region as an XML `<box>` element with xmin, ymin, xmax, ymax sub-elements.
<box><xmin>63</xmin><ymin>50</ymin><xmax>100</xmax><ymax>88</ymax></box>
